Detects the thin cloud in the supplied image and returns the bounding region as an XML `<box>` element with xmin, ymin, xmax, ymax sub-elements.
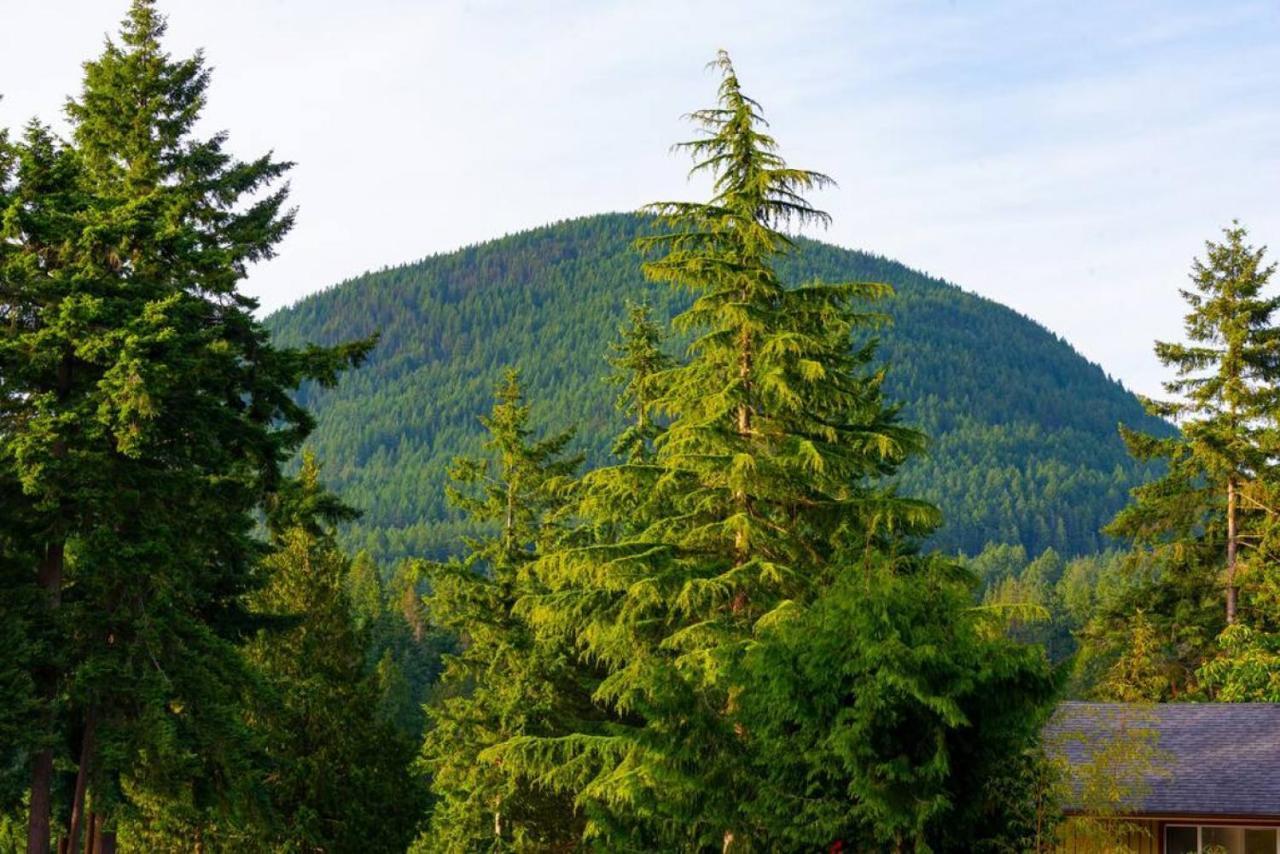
<box><xmin>1</xmin><ymin>0</ymin><xmax>1276</xmax><ymax>397</ymax></box>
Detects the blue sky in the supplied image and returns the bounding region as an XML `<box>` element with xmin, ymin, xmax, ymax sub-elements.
<box><xmin>2</xmin><ymin>0</ymin><xmax>1278</xmax><ymax>396</ymax></box>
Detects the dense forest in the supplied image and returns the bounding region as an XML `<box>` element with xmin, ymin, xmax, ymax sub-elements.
<box><xmin>4</xmin><ymin>2</ymin><xmax>1279</xmax><ymax>852</ymax></box>
<box><xmin>267</xmin><ymin>213</ymin><xmax>1171</xmax><ymax>564</ymax></box>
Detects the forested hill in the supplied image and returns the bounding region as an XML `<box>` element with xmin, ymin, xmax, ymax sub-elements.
<box><xmin>265</xmin><ymin>212</ymin><xmax>1168</xmax><ymax>563</ymax></box>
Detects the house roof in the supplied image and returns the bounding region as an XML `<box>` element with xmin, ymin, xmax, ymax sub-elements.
<box><xmin>1047</xmin><ymin>701</ymin><xmax>1280</xmax><ymax>818</ymax></box>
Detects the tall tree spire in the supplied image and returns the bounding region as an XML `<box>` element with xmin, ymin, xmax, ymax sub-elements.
<box><xmin>490</xmin><ymin>51</ymin><xmax>937</xmax><ymax>849</ymax></box>
<box><xmin>1113</xmin><ymin>222</ymin><xmax>1279</xmax><ymax>625</ymax></box>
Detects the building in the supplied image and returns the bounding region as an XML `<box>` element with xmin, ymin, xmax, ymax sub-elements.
<box><xmin>1048</xmin><ymin>702</ymin><xmax>1280</xmax><ymax>853</ymax></box>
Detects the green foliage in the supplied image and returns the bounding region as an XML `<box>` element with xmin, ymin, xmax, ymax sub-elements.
<box><xmin>418</xmin><ymin>372</ymin><xmax>592</xmax><ymax>852</ymax></box>
<box><xmin>0</xmin><ymin>514</ymin><xmax>39</xmax><ymax>813</ymax></box>
<box><xmin>1044</xmin><ymin>705</ymin><xmax>1170</xmax><ymax>851</ymax></box>
<box><xmin>476</xmin><ymin>53</ymin><xmax>1056</xmax><ymax>851</ymax></box>
<box><xmin>117</xmin><ymin>455</ymin><xmax>424</xmax><ymax>851</ymax></box>
<box><xmin>736</xmin><ymin>555</ymin><xmax>1057</xmax><ymax>851</ymax></box>
<box><xmin>266</xmin><ymin>231</ymin><xmax>1168</xmax><ymax>567</ymax></box>
<box><xmin>1079</xmin><ymin>224</ymin><xmax>1278</xmax><ymax>699</ymax></box>
<box><xmin>0</xmin><ymin>1</ymin><xmax>370</xmax><ymax>846</ymax></box>
<box><xmin>248</xmin><ymin>456</ymin><xmax>424</xmax><ymax>852</ymax></box>
<box><xmin>967</xmin><ymin>544</ymin><xmax>1136</xmax><ymax>669</ymax></box>
<box><xmin>605</xmin><ymin>301</ymin><xmax>673</xmax><ymax>463</ymax></box>
<box><xmin>1197</xmin><ymin>520</ymin><xmax>1280</xmax><ymax>701</ymax></box>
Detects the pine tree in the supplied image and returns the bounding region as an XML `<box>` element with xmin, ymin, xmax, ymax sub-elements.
<box><xmin>418</xmin><ymin>370</ymin><xmax>590</xmax><ymax>851</ymax></box>
<box><xmin>492</xmin><ymin>52</ymin><xmax>941</xmax><ymax>849</ymax></box>
<box><xmin>0</xmin><ymin>3</ymin><xmax>370</xmax><ymax>849</ymax></box>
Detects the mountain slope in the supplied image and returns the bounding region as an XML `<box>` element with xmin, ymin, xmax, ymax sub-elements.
<box><xmin>266</xmin><ymin>213</ymin><xmax>1166</xmax><ymax>563</ymax></box>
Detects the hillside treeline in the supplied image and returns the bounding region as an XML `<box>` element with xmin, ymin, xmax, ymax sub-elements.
<box><xmin>3</xmin><ymin>3</ymin><xmax>1278</xmax><ymax>853</ymax></box>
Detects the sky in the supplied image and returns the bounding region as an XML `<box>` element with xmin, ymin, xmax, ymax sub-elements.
<box><xmin>2</xmin><ymin>0</ymin><xmax>1278</xmax><ymax>397</ymax></box>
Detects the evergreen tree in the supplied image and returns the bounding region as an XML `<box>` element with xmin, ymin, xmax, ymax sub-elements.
<box><xmin>1196</xmin><ymin>475</ymin><xmax>1280</xmax><ymax>701</ymax></box>
<box><xmin>492</xmin><ymin>53</ymin><xmax>983</xmax><ymax>850</ymax></box>
<box><xmin>371</xmin><ymin>558</ymin><xmax>450</xmax><ymax>741</ymax></box>
<box><xmin>0</xmin><ymin>483</ymin><xmax>40</xmax><ymax>818</ymax></box>
<box><xmin>347</xmin><ymin>549</ymin><xmax>385</xmax><ymax>635</ymax></box>
<box><xmin>1120</xmin><ymin>222</ymin><xmax>1278</xmax><ymax>623</ymax></box>
<box><xmin>0</xmin><ymin>3</ymin><xmax>370</xmax><ymax>849</ymax></box>
<box><xmin>245</xmin><ymin>454</ymin><xmax>423</xmax><ymax>852</ymax></box>
<box><xmin>605</xmin><ymin>300</ymin><xmax>673</xmax><ymax>463</ymax></box>
<box><xmin>1082</xmin><ymin>224</ymin><xmax>1278</xmax><ymax>697</ymax></box>
<box><xmin>0</xmin><ymin>118</ymin><xmax>94</xmax><ymax>854</ymax></box>
<box><xmin>418</xmin><ymin>371</ymin><xmax>590</xmax><ymax>851</ymax></box>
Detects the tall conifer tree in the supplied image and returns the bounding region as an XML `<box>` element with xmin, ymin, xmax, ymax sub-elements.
<box><xmin>1089</xmin><ymin>224</ymin><xmax>1280</xmax><ymax>697</ymax></box>
<box><xmin>0</xmin><ymin>3</ymin><xmax>369</xmax><ymax>849</ymax></box>
<box><xmin>494</xmin><ymin>52</ymin><xmax>938</xmax><ymax>849</ymax></box>
<box><xmin>1115</xmin><ymin>223</ymin><xmax>1279</xmax><ymax>623</ymax></box>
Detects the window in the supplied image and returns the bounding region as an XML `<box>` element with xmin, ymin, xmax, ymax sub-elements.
<box><xmin>1166</xmin><ymin>825</ymin><xmax>1279</xmax><ymax>854</ymax></box>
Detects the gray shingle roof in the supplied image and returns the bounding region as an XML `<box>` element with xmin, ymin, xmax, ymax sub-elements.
<box><xmin>1046</xmin><ymin>701</ymin><xmax>1280</xmax><ymax>818</ymax></box>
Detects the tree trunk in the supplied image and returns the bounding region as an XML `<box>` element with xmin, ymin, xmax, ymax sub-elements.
<box><xmin>83</xmin><ymin>813</ymin><xmax>97</xmax><ymax>854</ymax></box>
<box><xmin>1227</xmin><ymin>476</ymin><xmax>1239</xmax><ymax>624</ymax></box>
<box><xmin>97</xmin><ymin>829</ymin><xmax>116</xmax><ymax>854</ymax></box>
<box><xmin>67</xmin><ymin>710</ymin><xmax>97</xmax><ymax>854</ymax></box>
<box><xmin>30</xmin><ymin>357</ymin><xmax>73</xmax><ymax>854</ymax></box>
<box><xmin>734</xmin><ymin>323</ymin><xmax>753</xmax><ymax>562</ymax></box>
<box><xmin>28</xmin><ymin>538</ymin><xmax>66</xmax><ymax>854</ymax></box>
<box><xmin>737</xmin><ymin>323</ymin><xmax>752</xmax><ymax>438</ymax></box>
<box><xmin>27</xmin><ymin>748</ymin><xmax>54</xmax><ymax>854</ymax></box>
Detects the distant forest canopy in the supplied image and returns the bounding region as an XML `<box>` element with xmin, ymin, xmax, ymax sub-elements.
<box><xmin>266</xmin><ymin>212</ymin><xmax>1172</xmax><ymax>565</ymax></box>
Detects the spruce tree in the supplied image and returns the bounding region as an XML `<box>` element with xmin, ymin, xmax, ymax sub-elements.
<box><xmin>419</xmin><ymin>370</ymin><xmax>591</xmax><ymax>851</ymax></box>
<box><xmin>493</xmin><ymin>52</ymin><xmax>939</xmax><ymax>849</ymax></box>
<box><xmin>0</xmin><ymin>3</ymin><xmax>370</xmax><ymax>849</ymax></box>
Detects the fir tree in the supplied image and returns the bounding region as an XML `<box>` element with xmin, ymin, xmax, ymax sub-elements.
<box><xmin>1121</xmin><ymin>223</ymin><xmax>1278</xmax><ymax>623</ymax></box>
<box><xmin>0</xmin><ymin>3</ymin><xmax>370</xmax><ymax>849</ymax></box>
<box><xmin>605</xmin><ymin>300</ymin><xmax>673</xmax><ymax>464</ymax></box>
<box><xmin>0</xmin><ymin>118</ymin><xmax>94</xmax><ymax>854</ymax></box>
<box><xmin>418</xmin><ymin>371</ymin><xmax>590</xmax><ymax>851</ymax></box>
<box><xmin>1085</xmin><ymin>224</ymin><xmax>1279</xmax><ymax>697</ymax></box>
